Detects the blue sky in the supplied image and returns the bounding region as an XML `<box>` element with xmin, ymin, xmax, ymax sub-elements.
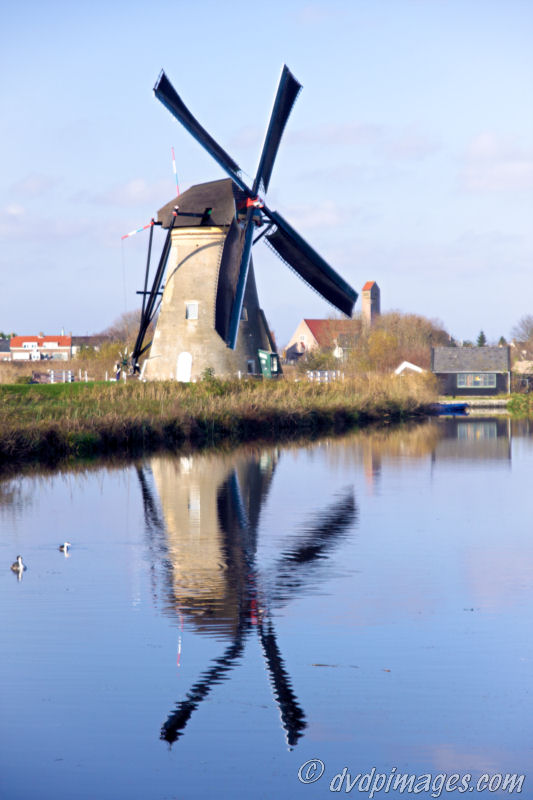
<box><xmin>1</xmin><ymin>0</ymin><xmax>532</xmax><ymax>346</ymax></box>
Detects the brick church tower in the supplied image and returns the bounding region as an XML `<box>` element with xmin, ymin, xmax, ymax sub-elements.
<box><xmin>361</xmin><ymin>281</ymin><xmax>380</xmax><ymax>327</ymax></box>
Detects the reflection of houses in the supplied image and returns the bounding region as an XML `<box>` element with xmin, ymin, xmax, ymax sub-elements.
<box><xmin>431</xmin><ymin>346</ymin><xmax>511</xmax><ymax>396</ymax></box>
<box><xmin>10</xmin><ymin>334</ymin><xmax>72</xmax><ymax>361</ymax></box>
<box><xmin>432</xmin><ymin>418</ymin><xmax>511</xmax><ymax>463</ymax></box>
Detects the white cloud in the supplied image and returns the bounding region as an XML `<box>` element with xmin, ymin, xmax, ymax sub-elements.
<box><xmin>286</xmin><ymin>122</ymin><xmax>439</xmax><ymax>163</ymax></box>
<box><xmin>74</xmin><ymin>177</ymin><xmax>172</xmax><ymax>209</ymax></box>
<box><xmin>382</xmin><ymin>128</ymin><xmax>440</xmax><ymax>161</ymax></box>
<box><xmin>462</xmin><ymin>133</ymin><xmax>533</xmax><ymax>192</ymax></box>
<box><xmin>228</xmin><ymin>126</ymin><xmax>263</xmax><ymax>150</ymax></box>
<box><xmin>279</xmin><ymin>199</ymin><xmax>346</xmax><ymax>231</ymax></box>
<box><xmin>0</xmin><ymin>205</ymin><xmax>91</xmax><ymax>241</ymax></box>
<box><xmin>287</xmin><ymin>122</ymin><xmax>384</xmax><ymax>148</ymax></box>
<box><xmin>293</xmin><ymin>3</ymin><xmax>346</xmax><ymax>25</ymax></box>
<box><xmin>4</xmin><ymin>204</ymin><xmax>25</xmax><ymax>217</ymax></box>
<box><xmin>10</xmin><ymin>174</ymin><xmax>58</xmax><ymax>197</ymax></box>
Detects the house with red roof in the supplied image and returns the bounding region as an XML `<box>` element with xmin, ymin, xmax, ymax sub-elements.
<box><xmin>284</xmin><ymin>282</ymin><xmax>381</xmax><ymax>363</ymax></box>
<box><xmin>10</xmin><ymin>335</ymin><xmax>72</xmax><ymax>362</ymax></box>
<box><xmin>284</xmin><ymin>319</ymin><xmax>360</xmax><ymax>362</ymax></box>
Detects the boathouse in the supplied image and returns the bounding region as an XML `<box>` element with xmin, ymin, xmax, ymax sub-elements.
<box><xmin>431</xmin><ymin>346</ymin><xmax>511</xmax><ymax>396</ymax></box>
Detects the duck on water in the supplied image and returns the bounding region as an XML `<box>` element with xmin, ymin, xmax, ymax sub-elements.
<box><xmin>11</xmin><ymin>556</ymin><xmax>27</xmax><ymax>575</ymax></box>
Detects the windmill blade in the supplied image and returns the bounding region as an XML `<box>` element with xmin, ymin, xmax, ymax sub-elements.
<box><xmin>132</xmin><ymin>216</ymin><xmax>175</xmax><ymax>365</ymax></box>
<box><xmin>215</xmin><ymin>217</ymin><xmax>244</xmax><ymax>342</ymax></box>
<box><xmin>225</xmin><ymin>208</ymin><xmax>256</xmax><ymax>349</ymax></box>
<box><xmin>264</xmin><ymin>210</ymin><xmax>357</xmax><ymax>316</ymax></box>
<box><xmin>160</xmin><ymin>620</ymin><xmax>249</xmax><ymax>745</ymax></box>
<box><xmin>154</xmin><ymin>71</ymin><xmax>246</xmax><ymax>191</ymax></box>
<box><xmin>258</xmin><ymin>618</ymin><xmax>307</xmax><ymax>748</ymax></box>
<box><xmin>224</xmin><ymin>66</ymin><xmax>301</xmax><ymax>348</ymax></box>
<box><xmin>266</xmin><ymin>491</ymin><xmax>357</xmax><ymax>607</ymax></box>
<box><xmin>253</xmin><ymin>65</ymin><xmax>302</xmax><ymax>195</ymax></box>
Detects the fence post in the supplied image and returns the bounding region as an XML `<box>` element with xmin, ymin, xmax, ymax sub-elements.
<box><xmin>50</xmin><ymin>370</ymin><xmax>54</xmax><ymax>384</ymax></box>
<box><xmin>84</xmin><ymin>371</ymin><xmax>88</xmax><ymax>382</ymax></box>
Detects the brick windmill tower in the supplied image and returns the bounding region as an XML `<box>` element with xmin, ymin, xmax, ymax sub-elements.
<box><xmin>132</xmin><ymin>67</ymin><xmax>358</xmax><ymax>381</ymax></box>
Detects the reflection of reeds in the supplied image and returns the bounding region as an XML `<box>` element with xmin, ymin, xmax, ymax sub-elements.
<box><xmin>0</xmin><ymin>374</ymin><xmax>436</xmax><ymax>468</ymax></box>
<box><xmin>348</xmin><ymin>420</ymin><xmax>443</xmax><ymax>459</ymax></box>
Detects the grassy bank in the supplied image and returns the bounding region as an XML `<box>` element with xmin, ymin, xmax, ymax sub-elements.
<box><xmin>0</xmin><ymin>374</ymin><xmax>437</xmax><ymax>468</ymax></box>
<box><xmin>507</xmin><ymin>393</ymin><xmax>533</xmax><ymax>418</ymax></box>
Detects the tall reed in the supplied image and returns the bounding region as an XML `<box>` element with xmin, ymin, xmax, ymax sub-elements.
<box><xmin>0</xmin><ymin>374</ymin><xmax>437</xmax><ymax>468</ymax></box>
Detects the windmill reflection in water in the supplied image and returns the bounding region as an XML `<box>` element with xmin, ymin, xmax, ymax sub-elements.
<box><xmin>136</xmin><ymin>449</ymin><xmax>357</xmax><ymax>748</ymax></box>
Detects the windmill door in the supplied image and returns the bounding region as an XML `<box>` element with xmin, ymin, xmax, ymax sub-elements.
<box><xmin>177</xmin><ymin>352</ymin><xmax>192</xmax><ymax>383</ymax></box>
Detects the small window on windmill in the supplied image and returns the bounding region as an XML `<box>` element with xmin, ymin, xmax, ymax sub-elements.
<box><xmin>185</xmin><ymin>302</ymin><xmax>198</xmax><ymax>320</ymax></box>
<box><xmin>247</xmin><ymin>359</ymin><xmax>255</xmax><ymax>375</ymax></box>
<box><xmin>240</xmin><ymin>306</ymin><xmax>248</xmax><ymax>321</ymax></box>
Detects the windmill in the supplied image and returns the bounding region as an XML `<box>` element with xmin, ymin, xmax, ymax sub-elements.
<box><xmin>132</xmin><ymin>67</ymin><xmax>358</xmax><ymax>381</ymax></box>
<box><xmin>136</xmin><ymin>449</ymin><xmax>357</xmax><ymax>746</ymax></box>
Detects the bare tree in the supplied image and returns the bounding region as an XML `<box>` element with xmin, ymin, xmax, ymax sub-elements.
<box><xmin>511</xmin><ymin>314</ymin><xmax>533</xmax><ymax>343</ymax></box>
<box><xmin>99</xmin><ymin>310</ymin><xmax>153</xmax><ymax>344</ymax></box>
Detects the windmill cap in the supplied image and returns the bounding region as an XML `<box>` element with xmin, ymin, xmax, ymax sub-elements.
<box><xmin>158</xmin><ymin>178</ymin><xmax>246</xmax><ymax>229</ymax></box>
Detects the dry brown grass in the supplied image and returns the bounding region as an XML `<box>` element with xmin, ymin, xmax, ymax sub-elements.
<box><xmin>0</xmin><ymin>372</ymin><xmax>438</xmax><ymax>468</ymax></box>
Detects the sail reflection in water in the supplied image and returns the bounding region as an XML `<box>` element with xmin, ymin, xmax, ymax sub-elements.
<box><xmin>136</xmin><ymin>449</ymin><xmax>357</xmax><ymax>747</ymax></box>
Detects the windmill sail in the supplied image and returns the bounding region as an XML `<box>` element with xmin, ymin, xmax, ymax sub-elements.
<box><xmin>254</xmin><ymin>65</ymin><xmax>302</xmax><ymax>195</ymax></box>
<box><xmin>265</xmin><ymin>212</ymin><xmax>357</xmax><ymax>316</ymax></box>
<box><xmin>226</xmin><ymin>67</ymin><xmax>302</xmax><ymax>348</ymax></box>
<box><xmin>154</xmin><ymin>71</ymin><xmax>244</xmax><ymax>189</ymax></box>
<box><xmin>215</xmin><ymin>217</ymin><xmax>245</xmax><ymax>342</ymax></box>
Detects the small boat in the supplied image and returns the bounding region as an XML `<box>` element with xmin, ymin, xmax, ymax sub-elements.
<box><xmin>432</xmin><ymin>402</ymin><xmax>468</xmax><ymax>415</ymax></box>
<box><xmin>59</xmin><ymin>542</ymin><xmax>71</xmax><ymax>553</ymax></box>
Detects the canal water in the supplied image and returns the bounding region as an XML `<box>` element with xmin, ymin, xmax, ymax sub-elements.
<box><xmin>1</xmin><ymin>418</ymin><xmax>531</xmax><ymax>799</ymax></box>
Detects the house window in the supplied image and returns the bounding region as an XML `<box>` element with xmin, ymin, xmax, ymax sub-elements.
<box><xmin>247</xmin><ymin>359</ymin><xmax>255</xmax><ymax>374</ymax></box>
<box><xmin>185</xmin><ymin>302</ymin><xmax>198</xmax><ymax>320</ymax></box>
<box><xmin>457</xmin><ymin>373</ymin><xmax>497</xmax><ymax>388</ymax></box>
<box><xmin>23</xmin><ymin>342</ymin><xmax>37</xmax><ymax>349</ymax></box>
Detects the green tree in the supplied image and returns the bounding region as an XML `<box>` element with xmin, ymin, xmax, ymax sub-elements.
<box><xmin>476</xmin><ymin>330</ymin><xmax>487</xmax><ymax>346</ymax></box>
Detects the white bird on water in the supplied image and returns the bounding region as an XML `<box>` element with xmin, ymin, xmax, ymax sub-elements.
<box><xmin>10</xmin><ymin>556</ymin><xmax>26</xmax><ymax>580</ymax></box>
<box><xmin>59</xmin><ymin>542</ymin><xmax>71</xmax><ymax>554</ymax></box>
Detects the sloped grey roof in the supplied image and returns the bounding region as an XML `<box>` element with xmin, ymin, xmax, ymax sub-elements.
<box><xmin>432</xmin><ymin>346</ymin><xmax>510</xmax><ymax>372</ymax></box>
<box><xmin>0</xmin><ymin>339</ymin><xmax>10</xmax><ymax>352</ymax></box>
<box><xmin>157</xmin><ymin>178</ymin><xmax>246</xmax><ymax>229</ymax></box>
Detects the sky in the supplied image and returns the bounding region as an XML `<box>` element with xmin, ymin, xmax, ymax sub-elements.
<box><xmin>1</xmin><ymin>0</ymin><xmax>532</xmax><ymax>347</ymax></box>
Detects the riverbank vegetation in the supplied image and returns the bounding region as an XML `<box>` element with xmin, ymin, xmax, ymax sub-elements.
<box><xmin>507</xmin><ymin>393</ymin><xmax>533</xmax><ymax>418</ymax></box>
<box><xmin>0</xmin><ymin>373</ymin><xmax>437</xmax><ymax>468</ymax></box>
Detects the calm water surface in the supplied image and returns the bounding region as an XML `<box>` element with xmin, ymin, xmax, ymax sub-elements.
<box><xmin>1</xmin><ymin>418</ymin><xmax>531</xmax><ymax>799</ymax></box>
